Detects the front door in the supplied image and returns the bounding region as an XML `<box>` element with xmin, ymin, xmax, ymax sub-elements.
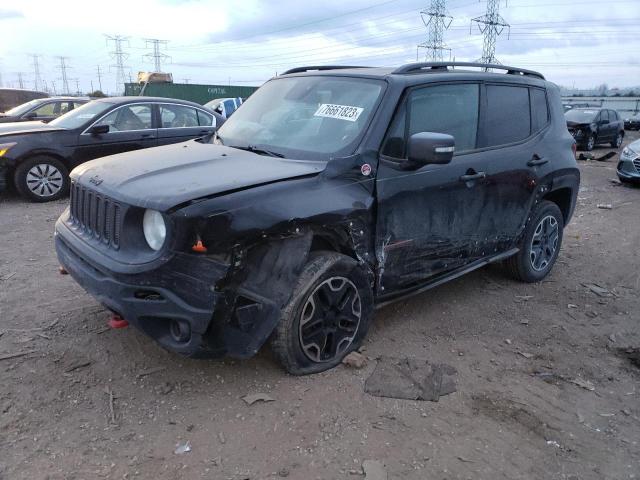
<box><xmin>73</xmin><ymin>103</ymin><xmax>157</xmax><ymax>166</ymax></box>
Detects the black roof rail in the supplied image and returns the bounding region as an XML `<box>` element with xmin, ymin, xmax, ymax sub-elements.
<box><xmin>392</xmin><ymin>62</ymin><xmax>545</xmax><ymax>80</ymax></box>
<box><xmin>281</xmin><ymin>65</ymin><xmax>371</xmax><ymax>75</ymax></box>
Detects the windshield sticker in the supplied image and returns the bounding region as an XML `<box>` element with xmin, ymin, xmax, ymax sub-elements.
<box><xmin>314</xmin><ymin>104</ymin><xmax>364</xmax><ymax>122</ymax></box>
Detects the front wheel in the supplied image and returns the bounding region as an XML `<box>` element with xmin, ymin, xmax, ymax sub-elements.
<box><xmin>271</xmin><ymin>251</ymin><xmax>373</xmax><ymax>375</ymax></box>
<box><xmin>585</xmin><ymin>134</ymin><xmax>595</xmax><ymax>151</ymax></box>
<box><xmin>504</xmin><ymin>201</ymin><xmax>564</xmax><ymax>283</ymax></box>
<box><xmin>612</xmin><ymin>132</ymin><xmax>623</xmax><ymax>148</ymax></box>
<box><xmin>14</xmin><ymin>156</ymin><xmax>69</xmax><ymax>202</ymax></box>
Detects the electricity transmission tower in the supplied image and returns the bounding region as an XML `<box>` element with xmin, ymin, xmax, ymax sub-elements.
<box><xmin>471</xmin><ymin>0</ymin><xmax>510</xmax><ymax>64</ymax></box>
<box><xmin>96</xmin><ymin>65</ymin><xmax>103</xmax><ymax>91</ymax></box>
<box><xmin>31</xmin><ymin>54</ymin><xmax>43</xmax><ymax>91</ymax></box>
<box><xmin>17</xmin><ymin>72</ymin><xmax>25</xmax><ymax>89</ymax></box>
<box><xmin>417</xmin><ymin>0</ymin><xmax>453</xmax><ymax>62</ymax></box>
<box><xmin>57</xmin><ymin>56</ymin><xmax>71</xmax><ymax>94</ymax></box>
<box><xmin>143</xmin><ymin>39</ymin><xmax>171</xmax><ymax>72</ymax></box>
<box><xmin>106</xmin><ymin>34</ymin><xmax>131</xmax><ymax>93</ymax></box>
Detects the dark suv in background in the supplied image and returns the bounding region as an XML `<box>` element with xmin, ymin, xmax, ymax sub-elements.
<box><xmin>565</xmin><ymin>107</ymin><xmax>625</xmax><ymax>151</ymax></box>
<box><xmin>55</xmin><ymin>62</ymin><xmax>579</xmax><ymax>375</ymax></box>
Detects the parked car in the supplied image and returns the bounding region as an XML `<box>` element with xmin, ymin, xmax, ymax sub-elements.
<box><xmin>0</xmin><ymin>97</ymin><xmax>222</xmax><ymax>202</ymax></box>
<box><xmin>55</xmin><ymin>62</ymin><xmax>579</xmax><ymax>375</ymax></box>
<box><xmin>0</xmin><ymin>97</ymin><xmax>89</xmax><ymax>123</ymax></box>
<box><xmin>565</xmin><ymin>107</ymin><xmax>624</xmax><ymax>151</ymax></box>
<box><xmin>204</xmin><ymin>97</ymin><xmax>243</xmax><ymax>119</ymax></box>
<box><xmin>0</xmin><ymin>88</ymin><xmax>48</xmax><ymax>112</ymax></box>
<box><xmin>623</xmin><ymin>113</ymin><xmax>640</xmax><ymax>131</ymax></box>
<box><xmin>617</xmin><ymin>138</ymin><xmax>640</xmax><ymax>184</ymax></box>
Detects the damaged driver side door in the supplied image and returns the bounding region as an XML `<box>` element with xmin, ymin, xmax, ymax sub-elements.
<box><xmin>375</xmin><ymin>82</ymin><xmax>493</xmax><ymax>294</ymax></box>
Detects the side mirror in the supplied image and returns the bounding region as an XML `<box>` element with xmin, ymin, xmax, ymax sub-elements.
<box><xmin>407</xmin><ymin>132</ymin><xmax>455</xmax><ymax>166</ymax></box>
<box><xmin>88</xmin><ymin>124</ymin><xmax>110</xmax><ymax>135</ymax></box>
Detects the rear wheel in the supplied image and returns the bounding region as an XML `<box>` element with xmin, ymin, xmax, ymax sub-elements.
<box><xmin>611</xmin><ymin>132</ymin><xmax>623</xmax><ymax>148</ymax></box>
<box><xmin>271</xmin><ymin>251</ymin><xmax>373</xmax><ymax>375</ymax></box>
<box><xmin>14</xmin><ymin>156</ymin><xmax>69</xmax><ymax>202</ymax></box>
<box><xmin>505</xmin><ymin>200</ymin><xmax>564</xmax><ymax>283</ymax></box>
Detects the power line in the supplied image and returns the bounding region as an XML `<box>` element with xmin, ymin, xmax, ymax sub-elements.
<box><xmin>106</xmin><ymin>34</ymin><xmax>131</xmax><ymax>94</ymax></box>
<box><xmin>417</xmin><ymin>0</ymin><xmax>453</xmax><ymax>61</ymax></box>
<box><xmin>57</xmin><ymin>56</ymin><xmax>71</xmax><ymax>95</ymax></box>
<box><xmin>143</xmin><ymin>39</ymin><xmax>171</xmax><ymax>72</ymax></box>
<box><xmin>471</xmin><ymin>0</ymin><xmax>510</xmax><ymax>64</ymax></box>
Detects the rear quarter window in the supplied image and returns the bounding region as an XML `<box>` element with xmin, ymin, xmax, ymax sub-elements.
<box><xmin>481</xmin><ymin>85</ymin><xmax>531</xmax><ymax>147</ymax></box>
<box><xmin>530</xmin><ymin>88</ymin><xmax>549</xmax><ymax>133</ymax></box>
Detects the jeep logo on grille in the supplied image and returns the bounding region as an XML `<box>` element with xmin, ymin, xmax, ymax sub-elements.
<box><xmin>89</xmin><ymin>175</ymin><xmax>103</xmax><ymax>186</ymax></box>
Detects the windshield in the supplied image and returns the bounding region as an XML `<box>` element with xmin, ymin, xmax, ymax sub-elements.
<box><xmin>565</xmin><ymin>109</ymin><xmax>598</xmax><ymax>123</ymax></box>
<box><xmin>49</xmin><ymin>101</ymin><xmax>114</xmax><ymax>129</ymax></box>
<box><xmin>4</xmin><ymin>99</ymin><xmax>43</xmax><ymax>116</ymax></box>
<box><xmin>216</xmin><ymin>76</ymin><xmax>385</xmax><ymax>160</ymax></box>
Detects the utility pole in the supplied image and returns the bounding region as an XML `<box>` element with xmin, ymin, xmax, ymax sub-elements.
<box><xmin>51</xmin><ymin>81</ymin><xmax>57</xmax><ymax>95</ymax></box>
<box><xmin>182</xmin><ymin>78</ymin><xmax>191</xmax><ymax>84</ymax></box>
<box><xmin>17</xmin><ymin>72</ymin><xmax>25</xmax><ymax>89</ymax></box>
<box><xmin>143</xmin><ymin>39</ymin><xmax>171</xmax><ymax>72</ymax></box>
<box><xmin>57</xmin><ymin>56</ymin><xmax>71</xmax><ymax>94</ymax></box>
<box><xmin>471</xmin><ymin>0</ymin><xmax>510</xmax><ymax>65</ymax></box>
<box><xmin>31</xmin><ymin>54</ymin><xmax>43</xmax><ymax>91</ymax></box>
<box><xmin>74</xmin><ymin>78</ymin><xmax>81</xmax><ymax>95</ymax></box>
<box><xmin>417</xmin><ymin>0</ymin><xmax>453</xmax><ymax>62</ymax></box>
<box><xmin>106</xmin><ymin>34</ymin><xmax>130</xmax><ymax>94</ymax></box>
<box><xmin>96</xmin><ymin>65</ymin><xmax>103</xmax><ymax>91</ymax></box>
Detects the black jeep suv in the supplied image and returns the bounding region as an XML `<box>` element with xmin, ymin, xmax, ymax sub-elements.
<box><xmin>55</xmin><ymin>62</ymin><xmax>579</xmax><ymax>375</ymax></box>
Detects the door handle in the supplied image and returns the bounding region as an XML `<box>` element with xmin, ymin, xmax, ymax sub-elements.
<box><xmin>527</xmin><ymin>154</ymin><xmax>548</xmax><ymax>167</ymax></box>
<box><xmin>459</xmin><ymin>172</ymin><xmax>486</xmax><ymax>182</ymax></box>
<box><xmin>140</xmin><ymin>133</ymin><xmax>154</xmax><ymax>138</ymax></box>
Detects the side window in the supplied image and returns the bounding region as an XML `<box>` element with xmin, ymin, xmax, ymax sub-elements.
<box><xmin>601</xmin><ymin>110</ymin><xmax>610</xmax><ymax>123</ymax></box>
<box><xmin>59</xmin><ymin>102</ymin><xmax>72</xmax><ymax>115</ymax></box>
<box><xmin>530</xmin><ymin>88</ymin><xmax>549</xmax><ymax>133</ymax></box>
<box><xmin>482</xmin><ymin>85</ymin><xmax>531</xmax><ymax>147</ymax></box>
<box><xmin>95</xmin><ymin>105</ymin><xmax>153</xmax><ymax>132</ymax></box>
<box><xmin>159</xmin><ymin>104</ymin><xmax>199</xmax><ymax>128</ymax></box>
<box><xmin>609</xmin><ymin>110</ymin><xmax>618</xmax><ymax>121</ymax></box>
<box><xmin>32</xmin><ymin>102</ymin><xmax>56</xmax><ymax>116</ymax></box>
<box><xmin>197</xmin><ymin>110</ymin><xmax>215</xmax><ymax>126</ymax></box>
<box><xmin>73</xmin><ymin>102</ymin><xmax>85</xmax><ymax>109</ymax></box>
<box><xmin>382</xmin><ymin>83</ymin><xmax>479</xmax><ymax>158</ymax></box>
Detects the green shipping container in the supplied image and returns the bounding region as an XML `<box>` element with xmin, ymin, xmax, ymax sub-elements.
<box><xmin>124</xmin><ymin>82</ymin><xmax>260</xmax><ymax>105</ymax></box>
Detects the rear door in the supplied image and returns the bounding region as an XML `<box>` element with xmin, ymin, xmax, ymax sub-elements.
<box><xmin>74</xmin><ymin>103</ymin><xmax>157</xmax><ymax>164</ymax></box>
<box><xmin>157</xmin><ymin>103</ymin><xmax>215</xmax><ymax>146</ymax></box>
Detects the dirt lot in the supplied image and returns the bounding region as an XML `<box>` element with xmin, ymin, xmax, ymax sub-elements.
<box><xmin>1</xmin><ymin>133</ymin><xmax>639</xmax><ymax>480</ymax></box>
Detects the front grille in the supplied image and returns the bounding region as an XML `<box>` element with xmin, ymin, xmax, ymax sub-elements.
<box><xmin>69</xmin><ymin>182</ymin><xmax>122</xmax><ymax>249</ymax></box>
<box><xmin>634</xmin><ymin>159</ymin><xmax>640</xmax><ymax>173</ymax></box>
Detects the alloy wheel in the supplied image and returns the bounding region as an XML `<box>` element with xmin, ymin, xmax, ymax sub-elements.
<box><xmin>587</xmin><ymin>135</ymin><xmax>595</xmax><ymax>150</ymax></box>
<box><xmin>529</xmin><ymin>215</ymin><xmax>559</xmax><ymax>272</ymax></box>
<box><xmin>616</xmin><ymin>133</ymin><xmax>623</xmax><ymax>148</ymax></box>
<box><xmin>26</xmin><ymin>163</ymin><xmax>64</xmax><ymax>198</ymax></box>
<box><xmin>298</xmin><ymin>276</ymin><xmax>361</xmax><ymax>363</ymax></box>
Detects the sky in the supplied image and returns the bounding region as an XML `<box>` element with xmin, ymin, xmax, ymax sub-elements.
<box><xmin>0</xmin><ymin>0</ymin><xmax>639</xmax><ymax>95</ymax></box>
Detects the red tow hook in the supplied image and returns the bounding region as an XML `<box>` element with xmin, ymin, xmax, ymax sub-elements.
<box><xmin>108</xmin><ymin>314</ymin><xmax>129</xmax><ymax>329</ymax></box>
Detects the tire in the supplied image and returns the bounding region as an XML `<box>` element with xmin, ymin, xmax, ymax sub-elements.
<box><xmin>611</xmin><ymin>132</ymin><xmax>623</xmax><ymax>149</ymax></box>
<box><xmin>585</xmin><ymin>134</ymin><xmax>595</xmax><ymax>151</ymax></box>
<box><xmin>271</xmin><ymin>251</ymin><xmax>374</xmax><ymax>375</ymax></box>
<box><xmin>14</xmin><ymin>156</ymin><xmax>69</xmax><ymax>202</ymax></box>
<box><xmin>504</xmin><ymin>200</ymin><xmax>564</xmax><ymax>283</ymax></box>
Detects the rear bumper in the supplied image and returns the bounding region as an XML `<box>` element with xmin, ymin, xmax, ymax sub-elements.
<box><xmin>55</xmin><ymin>218</ymin><xmax>229</xmax><ymax>357</ymax></box>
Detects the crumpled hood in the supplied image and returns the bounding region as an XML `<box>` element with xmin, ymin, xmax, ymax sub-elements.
<box><xmin>71</xmin><ymin>140</ymin><xmax>326</xmax><ymax>211</ymax></box>
<box><xmin>0</xmin><ymin>121</ymin><xmax>63</xmax><ymax>136</ymax></box>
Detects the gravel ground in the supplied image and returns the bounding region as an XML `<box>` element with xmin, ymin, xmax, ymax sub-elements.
<box><xmin>1</xmin><ymin>131</ymin><xmax>639</xmax><ymax>480</ymax></box>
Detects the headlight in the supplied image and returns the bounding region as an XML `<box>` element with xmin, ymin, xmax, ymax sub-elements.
<box><xmin>0</xmin><ymin>142</ymin><xmax>17</xmax><ymax>157</ymax></box>
<box><xmin>142</xmin><ymin>209</ymin><xmax>166</xmax><ymax>251</ymax></box>
<box><xmin>620</xmin><ymin>146</ymin><xmax>638</xmax><ymax>161</ymax></box>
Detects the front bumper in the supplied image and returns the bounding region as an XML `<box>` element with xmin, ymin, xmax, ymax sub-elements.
<box><xmin>55</xmin><ymin>217</ymin><xmax>229</xmax><ymax>357</ymax></box>
<box><xmin>617</xmin><ymin>159</ymin><xmax>640</xmax><ymax>182</ymax></box>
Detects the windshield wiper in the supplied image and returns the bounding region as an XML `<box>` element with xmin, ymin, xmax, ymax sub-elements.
<box><xmin>229</xmin><ymin>144</ymin><xmax>285</xmax><ymax>158</ymax></box>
